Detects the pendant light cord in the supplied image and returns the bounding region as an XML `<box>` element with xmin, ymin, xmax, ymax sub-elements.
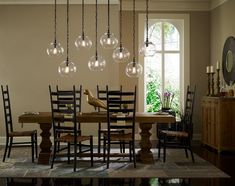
<box><xmin>82</xmin><ymin>0</ymin><xmax>85</xmax><ymax>38</ymax></box>
<box><xmin>119</xmin><ymin>0</ymin><xmax>122</xmax><ymax>48</ymax></box>
<box><xmin>66</xmin><ymin>0</ymin><xmax>69</xmax><ymax>64</ymax></box>
<box><xmin>54</xmin><ymin>0</ymin><xmax>57</xmax><ymax>44</ymax></box>
<box><xmin>107</xmin><ymin>0</ymin><xmax>110</xmax><ymax>35</ymax></box>
<box><xmin>146</xmin><ymin>0</ymin><xmax>149</xmax><ymax>43</ymax></box>
<box><xmin>132</xmin><ymin>0</ymin><xmax>136</xmax><ymax>63</ymax></box>
<box><xmin>95</xmin><ymin>0</ymin><xmax>98</xmax><ymax>59</ymax></box>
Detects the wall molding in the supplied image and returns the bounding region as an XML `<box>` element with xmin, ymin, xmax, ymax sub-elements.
<box><xmin>0</xmin><ymin>0</ymin><xmax>227</xmax><ymax>11</ymax></box>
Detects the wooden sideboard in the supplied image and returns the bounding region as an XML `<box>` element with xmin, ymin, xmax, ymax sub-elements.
<box><xmin>201</xmin><ymin>96</ymin><xmax>235</xmax><ymax>152</ymax></box>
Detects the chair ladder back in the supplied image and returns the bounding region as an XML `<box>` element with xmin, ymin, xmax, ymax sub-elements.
<box><xmin>1</xmin><ymin>85</ymin><xmax>13</xmax><ymax>135</ymax></box>
<box><xmin>183</xmin><ymin>85</ymin><xmax>196</xmax><ymax>138</ymax></box>
<box><xmin>107</xmin><ymin>86</ymin><xmax>136</xmax><ymax>138</ymax></box>
<box><xmin>49</xmin><ymin>86</ymin><xmax>78</xmax><ymax>135</ymax></box>
<box><xmin>56</xmin><ymin>85</ymin><xmax>82</xmax><ymax>113</ymax></box>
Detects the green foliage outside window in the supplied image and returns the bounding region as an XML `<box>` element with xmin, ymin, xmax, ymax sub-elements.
<box><xmin>146</xmin><ymin>69</ymin><xmax>181</xmax><ymax>116</ymax></box>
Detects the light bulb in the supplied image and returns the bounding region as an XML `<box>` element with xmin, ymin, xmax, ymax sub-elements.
<box><xmin>112</xmin><ymin>46</ymin><xmax>130</xmax><ymax>63</ymax></box>
<box><xmin>75</xmin><ymin>35</ymin><xmax>92</xmax><ymax>50</ymax></box>
<box><xmin>88</xmin><ymin>55</ymin><xmax>106</xmax><ymax>71</ymax></box>
<box><xmin>125</xmin><ymin>61</ymin><xmax>143</xmax><ymax>78</ymax></box>
<box><xmin>47</xmin><ymin>42</ymin><xmax>64</xmax><ymax>57</ymax></box>
<box><xmin>100</xmin><ymin>32</ymin><xmax>118</xmax><ymax>49</ymax></box>
<box><xmin>58</xmin><ymin>60</ymin><xmax>77</xmax><ymax>77</ymax></box>
<box><xmin>139</xmin><ymin>41</ymin><xmax>157</xmax><ymax>57</ymax></box>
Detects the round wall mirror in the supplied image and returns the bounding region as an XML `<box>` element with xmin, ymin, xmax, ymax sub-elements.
<box><xmin>222</xmin><ymin>36</ymin><xmax>235</xmax><ymax>85</ymax></box>
<box><xmin>226</xmin><ymin>50</ymin><xmax>233</xmax><ymax>72</ymax></box>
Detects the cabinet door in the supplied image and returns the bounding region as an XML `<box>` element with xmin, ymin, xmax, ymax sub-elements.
<box><xmin>202</xmin><ymin>99</ymin><xmax>209</xmax><ymax>145</ymax></box>
<box><xmin>209</xmin><ymin>100</ymin><xmax>219</xmax><ymax>148</ymax></box>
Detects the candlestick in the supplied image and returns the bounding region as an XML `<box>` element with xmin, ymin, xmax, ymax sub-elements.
<box><xmin>207</xmin><ymin>73</ymin><xmax>211</xmax><ymax>96</ymax></box>
<box><xmin>211</xmin><ymin>72</ymin><xmax>215</xmax><ymax>96</ymax></box>
<box><xmin>216</xmin><ymin>68</ymin><xmax>220</xmax><ymax>96</ymax></box>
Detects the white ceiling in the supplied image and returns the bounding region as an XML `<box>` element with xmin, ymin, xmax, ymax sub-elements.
<box><xmin>0</xmin><ymin>0</ymin><xmax>228</xmax><ymax>11</ymax></box>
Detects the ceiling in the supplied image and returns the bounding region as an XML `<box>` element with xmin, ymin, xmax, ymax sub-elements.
<box><xmin>0</xmin><ymin>0</ymin><xmax>228</xmax><ymax>11</ymax></box>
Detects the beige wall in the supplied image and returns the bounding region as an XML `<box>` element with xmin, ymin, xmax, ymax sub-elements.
<box><xmin>121</xmin><ymin>11</ymin><xmax>210</xmax><ymax>137</ymax></box>
<box><xmin>211</xmin><ymin>0</ymin><xmax>235</xmax><ymax>75</ymax></box>
<box><xmin>0</xmin><ymin>4</ymin><xmax>210</xmax><ymax>139</ymax></box>
<box><xmin>0</xmin><ymin>4</ymin><xmax>119</xmax><ymax>137</ymax></box>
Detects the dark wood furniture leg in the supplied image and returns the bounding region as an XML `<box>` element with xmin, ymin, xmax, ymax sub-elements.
<box><xmin>137</xmin><ymin>123</ymin><xmax>154</xmax><ymax>164</ymax></box>
<box><xmin>38</xmin><ymin>123</ymin><xmax>52</xmax><ymax>165</ymax></box>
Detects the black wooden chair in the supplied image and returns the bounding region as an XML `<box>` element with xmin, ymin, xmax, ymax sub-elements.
<box><xmin>49</xmin><ymin>85</ymin><xmax>93</xmax><ymax>172</ymax></box>
<box><xmin>97</xmin><ymin>85</ymin><xmax>124</xmax><ymax>155</ymax></box>
<box><xmin>158</xmin><ymin>85</ymin><xmax>196</xmax><ymax>163</ymax></box>
<box><xmin>55</xmin><ymin>85</ymin><xmax>83</xmax><ymax>153</ymax></box>
<box><xmin>103</xmin><ymin>87</ymin><xmax>137</xmax><ymax>168</ymax></box>
<box><xmin>1</xmin><ymin>85</ymin><xmax>37</xmax><ymax>162</ymax></box>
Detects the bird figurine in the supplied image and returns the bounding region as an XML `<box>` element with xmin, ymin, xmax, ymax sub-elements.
<box><xmin>84</xmin><ymin>89</ymin><xmax>107</xmax><ymax>110</ymax></box>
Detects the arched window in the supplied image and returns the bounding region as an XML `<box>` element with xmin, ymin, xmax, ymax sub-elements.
<box><xmin>138</xmin><ymin>14</ymin><xmax>190</xmax><ymax>116</ymax></box>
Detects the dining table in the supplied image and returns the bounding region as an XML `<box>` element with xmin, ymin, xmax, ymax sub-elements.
<box><xmin>18</xmin><ymin>112</ymin><xmax>175</xmax><ymax>165</ymax></box>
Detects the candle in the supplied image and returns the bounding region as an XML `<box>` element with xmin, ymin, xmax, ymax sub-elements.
<box><xmin>210</xmin><ymin>66</ymin><xmax>214</xmax><ymax>73</ymax></box>
<box><xmin>216</xmin><ymin>61</ymin><xmax>220</xmax><ymax>70</ymax></box>
<box><xmin>206</xmin><ymin>66</ymin><xmax>210</xmax><ymax>73</ymax></box>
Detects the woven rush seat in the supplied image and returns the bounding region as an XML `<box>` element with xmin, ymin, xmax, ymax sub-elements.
<box><xmin>57</xmin><ymin>134</ymin><xmax>92</xmax><ymax>143</ymax></box>
<box><xmin>9</xmin><ymin>130</ymin><xmax>37</xmax><ymax>137</ymax></box>
<box><xmin>104</xmin><ymin>133</ymin><xmax>132</xmax><ymax>141</ymax></box>
<box><xmin>160</xmin><ymin>130</ymin><xmax>189</xmax><ymax>138</ymax></box>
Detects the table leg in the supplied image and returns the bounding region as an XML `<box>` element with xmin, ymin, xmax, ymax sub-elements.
<box><xmin>137</xmin><ymin>123</ymin><xmax>155</xmax><ymax>164</ymax></box>
<box><xmin>38</xmin><ymin>123</ymin><xmax>52</xmax><ymax>165</ymax></box>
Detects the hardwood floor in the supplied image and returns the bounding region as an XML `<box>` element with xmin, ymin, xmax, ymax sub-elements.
<box><xmin>0</xmin><ymin>141</ymin><xmax>234</xmax><ymax>185</ymax></box>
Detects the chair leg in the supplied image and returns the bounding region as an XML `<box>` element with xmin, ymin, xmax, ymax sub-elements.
<box><xmin>31</xmin><ymin>135</ymin><xmax>34</xmax><ymax>163</ymax></box>
<box><xmin>90</xmin><ymin>136</ymin><xmax>93</xmax><ymax>167</ymax></box>
<box><xmin>51</xmin><ymin>141</ymin><xmax>57</xmax><ymax>169</ymax></box>
<box><xmin>68</xmin><ymin>142</ymin><xmax>70</xmax><ymax>164</ymax></box>
<box><xmin>163</xmin><ymin>135</ymin><xmax>166</xmax><ymax>163</ymax></box>
<box><xmin>132</xmin><ymin>141</ymin><xmax>136</xmax><ymax>168</ymax></box>
<box><xmin>103</xmin><ymin>137</ymin><xmax>106</xmax><ymax>163</ymax></box>
<box><xmin>7</xmin><ymin>137</ymin><xmax>13</xmax><ymax>158</ymax></box>
<box><xmin>78</xmin><ymin>130</ymin><xmax>82</xmax><ymax>153</ymax></box>
<box><xmin>185</xmin><ymin>148</ymin><xmax>189</xmax><ymax>158</ymax></box>
<box><xmin>98</xmin><ymin>130</ymin><xmax>101</xmax><ymax>155</ymax></box>
<box><xmin>158</xmin><ymin>140</ymin><xmax>161</xmax><ymax>159</ymax></box>
<box><xmin>129</xmin><ymin>141</ymin><xmax>132</xmax><ymax>162</ymax></box>
<box><xmin>3</xmin><ymin>137</ymin><xmax>9</xmax><ymax>162</ymax></box>
<box><xmin>35</xmin><ymin>133</ymin><xmax>38</xmax><ymax>158</ymax></box>
<box><xmin>74</xmin><ymin>139</ymin><xmax>78</xmax><ymax>172</ymax></box>
<box><xmin>107</xmin><ymin>140</ymin><xmax>110</xmax><ymax>169</ymax></box>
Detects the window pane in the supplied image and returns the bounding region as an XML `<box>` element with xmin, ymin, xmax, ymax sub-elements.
<box><xmin>164</xmin><ymin>53</ymin><xmax>180</xmax><ymax>111</ymax></box>
<box><xmin>164</xmin><ymin>22</ymin><xmax>180</xmax><ymax>51</ymax></box>
<box><xmin>149</xmin><ymin>22</ymin><xmax>162</xmax><ymax>51</ymax></box>
<box><xmin>145</xmin><ymin>54</ymin><xmax>162</xmax><ymax>112</ymax></box>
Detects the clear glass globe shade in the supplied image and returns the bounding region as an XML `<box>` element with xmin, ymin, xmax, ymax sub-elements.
<box><xmin>75</xmin><ymin>35</ymin><xmax>92</xmax><ymax>50</ymax></box>
<box><xmin>112</xmin><ymin>46</ymin><xmax>130</xmax><ymax>63</ymax></box>
<box><xmin>100</xmin><ymin>32</ymin><xmax>118</xmax><ymax>49</ymax></box>
<box><xmin>47</xmin><ymin>42</ymin><xmax>64</xmax><ymax>57</ymax></box>
<box><xmin>88</xmin><ymin>55</ymin><xmax>106</xmax><ymax>71</ymax></box>
<box><xmin>58</xmin><ymin>60</ymin><xmax>77</xmax><ymax>77</ymax></box>
<box><xmin>125</xmin><ymin>61</ymin><xmax>143</xmax><ymax>78</ymax></box>
<box><xmin>139</xmin><ymin>41</ymin><xmax>157</xmax><ymax>57</ymax></box>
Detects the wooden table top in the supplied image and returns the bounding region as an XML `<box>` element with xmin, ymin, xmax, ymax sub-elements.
<box><xmin>18</xmin><ymin>112</ymin><xmax>175</xmax><ymax>124</ymax></box>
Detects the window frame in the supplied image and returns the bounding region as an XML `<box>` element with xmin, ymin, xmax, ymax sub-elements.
<box><xmin>138</xmin><ymin>13</ymin><xmax>190</xmax><ymax>113</ymax></box>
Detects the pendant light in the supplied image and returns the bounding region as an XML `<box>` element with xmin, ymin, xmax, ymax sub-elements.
<box><xmin>139</xmin><ymin>0</ymin><xmax>157</xmax><ymax>57</ymax></box>
<box><xmin>112</xmin><ymin>0</ymin><xmax>130</xmax><ymax>63</ymax></box>
<box><xmin>47</xmin><ymin>0</ymin><xmax>64</xmax><ymax>57</ymax></box>
<box><xmin>58</xmin><ymin>0</ymin><xmax>76</xmax><ymax>77</ymax></box>
<box><xmin>100</xmin><ymin>0</ymin><xmax>118</xmax><ymax>49</ymax></box>
<box><xmin>126</xmin><ymin>0</ymin><xmax>143</xmax><ymax>78</ymax></box>
<box><xmin>88</xmin><ymin>0</ymin><xmax>106</xmax><ymax>71</ymax></box>
<box><xmin>75</xmin><ymin>0</ymin><xmax>92</xmax><ymax>50</ymax></box>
